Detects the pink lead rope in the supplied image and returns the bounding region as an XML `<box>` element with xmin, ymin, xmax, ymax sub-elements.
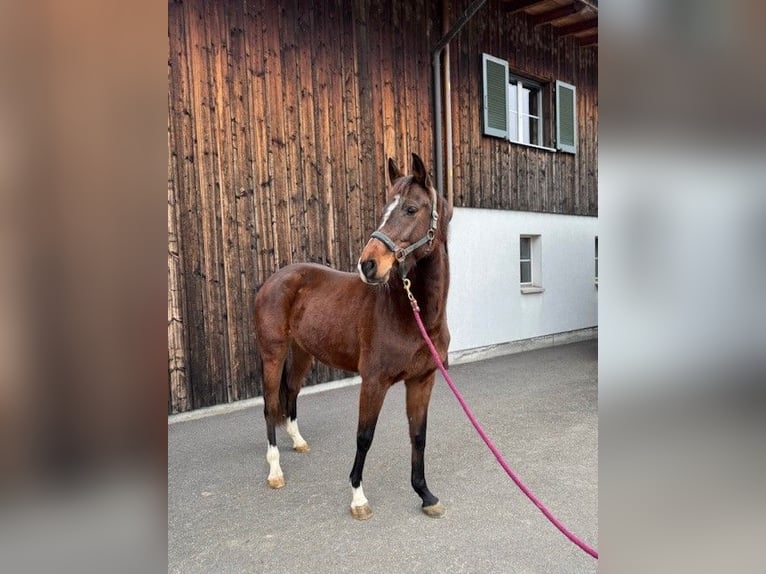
<box><xmin>403</xmin><ymin>279</ymin><xmax>598</xmax><ymax>560</ymax></box>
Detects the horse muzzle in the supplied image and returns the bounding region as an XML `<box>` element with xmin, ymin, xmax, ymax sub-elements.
<box><xmin>358</xmin><ymin>238</ymin><xmax>395</xmax><ymax>284</ymax></box>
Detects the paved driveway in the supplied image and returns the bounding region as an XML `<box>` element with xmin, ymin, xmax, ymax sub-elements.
<box><xmin>169</xmin><ymin>340</ymin><xmax>598</xmax><ymax>573</ymax></box>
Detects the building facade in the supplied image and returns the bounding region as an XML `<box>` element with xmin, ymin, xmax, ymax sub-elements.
<box><xmin>168</xmin><ymin>0</ymin><xmax>598</xmax><ymax>412</ymax></box>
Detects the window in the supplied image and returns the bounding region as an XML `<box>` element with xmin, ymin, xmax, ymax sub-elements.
<box><xmin>520</xmin><ymin>235</ymin><xmax>544</xmax><ymax>293</ymax></box>
<box><xmin>482</xmin><ymin>53</ymin><xmax>577</xmax><ymax>154</ymax></box>
<box><xmin>520</xmin><ymin>236</ymin><xmax>532</xmax><ymax>284</ymax></box>
<box><xmin>594</xmin><ymin>236</ymin><xmax>598</xmax><ymax>284</ymax></box>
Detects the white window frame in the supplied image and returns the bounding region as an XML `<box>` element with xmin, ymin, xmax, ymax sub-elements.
<box><xmin>520</xmin><ymin>236</ymin><xmax>533</xmax><ymax>285</ymax></box>
<box><xmin>508</xmin><ymin>75</ymin><xmax>544</xmax><ymax>147</ymax></box>
<box><xmin>520</xmin><ymin>234</ymin><xmax>544</xmax><ymax>293</ymax></box>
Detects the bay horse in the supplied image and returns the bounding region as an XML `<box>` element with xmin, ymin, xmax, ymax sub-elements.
<box><xmin>254</xmin><ymin>153</ymin><xmax>452</xmax><ymax>519</ymax></box>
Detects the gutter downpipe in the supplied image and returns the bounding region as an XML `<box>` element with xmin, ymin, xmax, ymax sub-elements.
<box><xmin>432</xmin><ymin>0</ymin><xmax>487</xmax><ymax>207</ymax></box>
<box><xmin>442</xmin><ymin>0</ymin><xmax>453</xmax><ymax>208</ymax></box>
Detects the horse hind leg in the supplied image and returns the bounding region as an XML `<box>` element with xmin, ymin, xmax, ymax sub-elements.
<box><xmin>262</xmin><ymin>350</ymin><xmax>288</xmax><ymax>489</ymax></box>
<box><xmin>285</xmin><ymin>342</ymin><xmax>312</xmax><ymax>453</ymax></box>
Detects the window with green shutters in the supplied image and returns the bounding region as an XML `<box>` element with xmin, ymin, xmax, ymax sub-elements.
<box><xmin>481</xmin><ymin>53</ymin><xmax>577</xmax><ymax>154</ymax></box>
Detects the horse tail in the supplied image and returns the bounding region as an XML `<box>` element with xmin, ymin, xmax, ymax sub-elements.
<box><xmin>278</xmin><ymin>357</ymin><xmax>289</xmax><ymax>421</ymax></box>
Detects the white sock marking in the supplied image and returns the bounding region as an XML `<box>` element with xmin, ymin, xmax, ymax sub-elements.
<box><xmin>351</xmin><ymin>484</ymin><xmax>368</xmax><ymax>509</ymax></box>
<box><xmin>378</xmin><ymin>194</ymin><xmax>400</xmax><ymax>229</ymax></box>
<box><xmin>285</xmin><ymin>418</ymin><xmax>308</xmax><ymax>449</ymax></box>
<box><xmin>266</xmin><ymin>444</ymin><xmax>283</xmax><ymax>482</ymax></box>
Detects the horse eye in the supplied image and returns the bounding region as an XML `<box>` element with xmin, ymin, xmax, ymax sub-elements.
<box><xmin>405</xmin><ymin>205</ymin><xmax>418</xmax><ymax>215</ymax></box>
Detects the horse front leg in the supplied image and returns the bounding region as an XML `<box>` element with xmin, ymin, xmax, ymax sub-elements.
<box><xmin>349</xmin><ymin>378</ymin><xmax>389</xmax><ymax>520</ymax></box>
<box><xmin>405</xmin><ymin>372</ymin><xmax>445</xmax><ymax>517</ymax></box>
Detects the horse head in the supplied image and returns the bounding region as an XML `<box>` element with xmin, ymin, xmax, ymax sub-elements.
<box><xmin>358</xmin><ymin>153</ymin><xmax>451</xmax><ymax>285</ymax></box>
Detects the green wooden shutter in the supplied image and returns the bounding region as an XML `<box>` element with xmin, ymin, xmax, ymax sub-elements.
<box><xmin>482</xmin><ymin>54</ymin><xmax>508</xmax><ymax>138</ymax></box>
<box><xmin>556</xmin><ymin>80</ymin><xmax>577</xmax><ymax>153</ymax></box>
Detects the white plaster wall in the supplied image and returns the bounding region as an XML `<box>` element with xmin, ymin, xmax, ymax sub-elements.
<box><xmin>445</xmin><ymin>208</ymin><xmax>598</xmax><ymax>352</ymax></box>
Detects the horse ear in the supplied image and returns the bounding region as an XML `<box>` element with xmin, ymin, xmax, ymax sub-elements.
<box><xmin>388</xmin><ymin>158</ymin><xmax>403</xmax><ymax>184</ymax></box>
<box><xmin>411</xmin><ymin>153</ymin><xmax>431</xmax><ymax>187</ymax></box>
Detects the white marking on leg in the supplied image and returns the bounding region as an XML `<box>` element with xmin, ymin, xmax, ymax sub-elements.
<box><xmin>286</xmin><ymin>418</ymin><xmax>309</xmax><ymax>451</ymax></box>
<box><xmin>266</xmin><ymin>444</ymin><xmax>283</xmax><ymax>484</ymax></box>
<box><xmin>350</xmin><ymin>484</ymin><xmax>368</xmax><ymax>509</ymax></box>
<box><xmin>378</xmin><ymin>194</ymin><xmax>400</xmax><ymax>229</ymax></box>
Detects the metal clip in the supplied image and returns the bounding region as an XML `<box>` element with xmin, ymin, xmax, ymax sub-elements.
<box><xmin>402</xmin><ymin>278</ymin><xmax>419</xmax><ymax>311</ymax></box>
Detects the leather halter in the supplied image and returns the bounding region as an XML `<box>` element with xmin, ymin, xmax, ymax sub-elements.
<box><xmin>369</xmin><ymin>186</ymin><xmax>439</xmax><ymax>279</ymax></box>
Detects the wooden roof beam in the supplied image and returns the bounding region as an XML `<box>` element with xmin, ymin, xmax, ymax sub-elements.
<box><xmin>501</xmin><ymin>0</ymin><xmax>546</xmax><ymax>14</ymax></box>
<box><xmin>556</xmin><ymin>18</ymin><xmax>598</xmax><ymax>36</ymax></box>
<box><xmin>579</xmin><ymin>33</ymin><xmax>598</xmax><ymax>46</ymax></box>
<box><xmin>530</xmin><ymin>2</ymin><xmax>584</xmax><ymax>27</ymax></box>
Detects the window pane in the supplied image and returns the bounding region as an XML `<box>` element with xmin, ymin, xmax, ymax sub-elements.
<box><xmin>595</xmin><ymin>237</ymin><xmax>598</xmax><ymax>278</ymax></box>
<box><xmin>519</xmin><ymin>116</ymin><xmax>537</xmax><ymax>144</ymax></box>
<box><xmin>509</xmin><ymin>111</ymin><xmax>519</xmax><ymax>142</ymax></box>
<box><xmin>520</xmin><ymin>237</ymin><xmax>530</xmax><ymax>259</ymax></box>
<box><xmin>527</xmin><ymin>87</ymin><xmax>539</xmax><ymax>116</ymax></box>
<box><xmin>520</xmin><ymin>86</ymin><xmax>530</xmax><ymax>114</ymax></box>
<box><xmin>520</xmin><ymin>261</ymin><xmax>531</xmax><ymax>284</ymax></box>
<box><xmin>509</xmin><ymin>81</ymin><xmax>518</xmax><ymax>112</ymax></box>
<box><xmin>529</xmin><ymin>116</ymin><xmax>539</xmax><ymax>145</ymax></box>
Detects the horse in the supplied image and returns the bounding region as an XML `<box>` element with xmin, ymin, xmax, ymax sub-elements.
<box><xmin>254</xmin><ymin>153</ymin><xmax>452</xmax><ymax>519</ymax></box>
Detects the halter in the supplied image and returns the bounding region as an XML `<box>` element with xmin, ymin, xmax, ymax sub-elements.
<box><xmin>369</xmin><ymin>186</ymin><xmax>439</xmax><ymax>279</ymax></box>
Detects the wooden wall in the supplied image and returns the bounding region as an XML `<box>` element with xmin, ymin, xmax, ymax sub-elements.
<box><xmin>168</xmin><ymin>0</ymin><xmax>438</xmax><ymax>412</ymax></box>
<box><xmin>168</xmin><ymin>0</ymin><xmax>598</xmax><ymax>413</ymax></box>
<box><xmin>448</xmin><ymin>0</ymin><xmax>598</xmax><ymax>215</ymax></box>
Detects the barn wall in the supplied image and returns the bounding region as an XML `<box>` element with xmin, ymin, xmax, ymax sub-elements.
<box><xmin>168</xmin><ymin>0</ymin><xmax>439</xmax><ymax>412</ymax></box>
<box><xmin>448</xmin><ymin>0</ymin><xmax>598</xmax><ymax>215</ymax></box>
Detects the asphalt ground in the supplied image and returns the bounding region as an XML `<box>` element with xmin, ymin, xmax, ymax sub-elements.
<box><xmin>168</xmin><ymin>340</ymin><xmax>598</xmax><ymax>573</ymax></box>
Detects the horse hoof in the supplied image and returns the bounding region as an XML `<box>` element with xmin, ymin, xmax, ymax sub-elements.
<box><xmin>422</xmin><ymin>502</ymin><xmax>446</xmax><ymax>518</ymax></box>
<box><xmin>267</xmin><ymin>476</ymin><xmax>285</xmax><ymax>489</ymax></box>
<box><xmin>350</xmin><ymin>504</ymin><xmax>373</xmax><ymax>520</ymax></box>
<box><xmin>293</xmin><ymin>443</ymin><xmax>310</xmax><ymax>453</ymax></box>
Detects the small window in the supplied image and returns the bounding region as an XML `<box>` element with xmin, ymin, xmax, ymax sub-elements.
<box><xmin>520</xmin><ymin>236</ymin><xmax>532</xmax><ymax>284</ymax></box>
<box><xmin>520</xmin><ymin>235</ymin><xmax>544</xmax><ymax>293</ymax></box>
<box><xmin>594</xmin><ymin>236</ymin><xmax>598</xmax><ymax>284</ymax></box>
